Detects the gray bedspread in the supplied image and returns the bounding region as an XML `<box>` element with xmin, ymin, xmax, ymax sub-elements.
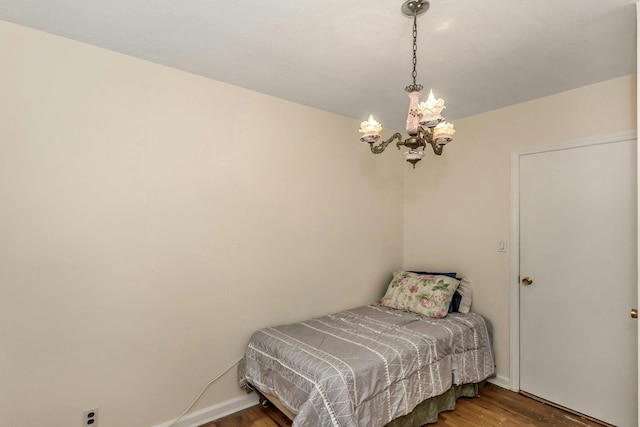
<box><xmin>238</xmin><ymin>305</ymin><xmax>494</xmax><ymax>427</ymax></box>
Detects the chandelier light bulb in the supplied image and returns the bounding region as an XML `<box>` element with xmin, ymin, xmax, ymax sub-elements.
<box><xmin>359</xmin><ymin>115</ymin><xmax>383</xmax><ymax>143</ymax></box>
<box><xmin>420</xmin><ymin>90</ymin><xmax>446</xmax><ymax>115</ymax></box>
<box><xmin>433</xmin><ymin>121</ymin><xmax>455</xmax><ymax>144</ymax></box>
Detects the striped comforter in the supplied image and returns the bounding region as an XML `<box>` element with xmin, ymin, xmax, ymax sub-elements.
<box><xmin>238</xmin><ymin>305</ymin><xmax>494</xmax><ymax>427</ymax></box>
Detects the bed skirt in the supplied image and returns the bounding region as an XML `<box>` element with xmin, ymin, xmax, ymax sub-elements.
<box><xmin>256</xmin><ymin>382</ymin><xmax>483</xmax><ymax>427</ymax></box>
<box><xmin>383</xmin><ymin>382</ymin><xmax>483</xmax><ymax>427</ymax></box>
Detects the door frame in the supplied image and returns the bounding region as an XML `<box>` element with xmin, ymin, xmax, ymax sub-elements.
<box><xmin>636</xmin><ymin>4</ymin><xmax>640</xmax><ymax>426</ymax></box>
<box><xmin>508</xmin><ymin>130</ymin><xmax>637</xmax><ymax>392</ymax></box>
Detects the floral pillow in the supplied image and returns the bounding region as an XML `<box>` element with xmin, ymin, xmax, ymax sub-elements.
<box><xmin>379</xmin><ymin>271</ymin><xmax>461</xmax><ymax>318</ymax></box>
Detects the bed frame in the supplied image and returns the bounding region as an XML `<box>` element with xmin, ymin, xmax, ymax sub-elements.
<box><xmin>257</xmin><ymin>389</ymin><xmax>296</xmax><ymax>420</ymax></box>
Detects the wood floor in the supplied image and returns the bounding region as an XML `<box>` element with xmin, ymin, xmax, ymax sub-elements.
<box><xmin>202</xmin><ymin>383</ymin><xmax>604</xmax><ymax>427</ymax></box>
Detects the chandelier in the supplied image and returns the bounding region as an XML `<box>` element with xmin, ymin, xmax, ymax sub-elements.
<box><xmin>359</xmin><ymin>0</ymin><xmax>455</xmax><ymax>168</ymax></box>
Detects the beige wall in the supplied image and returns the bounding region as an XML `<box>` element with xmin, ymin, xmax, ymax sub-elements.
<box><xmin>2</xmin><ymin>16</ymin><xmax>636</xmax><ymax>427</ymax></box>
<box><xmin>0</xmin><ymin>21</ymin><xmax>404</xmax><ymax>427</ymax></box>
<box><xmin>404</xmin><ymin>74</ymin><xmax>637</xmax><ymax>383</ymax></box>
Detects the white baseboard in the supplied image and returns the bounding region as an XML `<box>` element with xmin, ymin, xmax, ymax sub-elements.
<box><xmin>153</xmin><ymin>393</ymin><xmax>259</xmax><ymax>427</ymax></box>
<box><xmin>487</xmin><ymin>374</ymin><xmax>511</xmax><ymax>390</ymax></box>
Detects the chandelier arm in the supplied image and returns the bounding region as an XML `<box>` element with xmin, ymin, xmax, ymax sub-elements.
<box><xmin>417</xmin><ymin>126</ymin><xmax>443</xmax><ymax>155</ymax></box>
<box><xmin>369</xmin><ymin>132</ymin><xmax>404</xmax><ymax>154</ymax></box>
<box><xmin>430</xmin><ymin>142</ymin><xmax>444</xmax><ymax>155</ymax></box>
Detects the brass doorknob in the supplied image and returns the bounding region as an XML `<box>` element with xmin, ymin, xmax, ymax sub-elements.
<box><xmin>632</xmin><ymin>308</ymin><xmax>638</xmax><ymax>319</ymax></box>
<box><xmin>521</xmin><ymin>277</ymin><xmax>533</xmax><ymax>285</ymax></box>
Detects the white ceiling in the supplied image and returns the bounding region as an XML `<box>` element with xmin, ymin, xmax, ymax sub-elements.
<box><xmin>0</xmin><ymin>0</ymin><xmax>636</xmax><ymax>130</ymax></box>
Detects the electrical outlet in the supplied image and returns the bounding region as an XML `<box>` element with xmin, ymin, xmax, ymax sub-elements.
<box><xmin>83</xmin><ymin>408</ymin><xmax>98</xmax><ymax>427</ymax></box>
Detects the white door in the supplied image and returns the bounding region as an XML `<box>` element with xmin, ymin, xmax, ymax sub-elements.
<box><xmin>519</xmin><ymin>139</ymin><xmax>638</xmax><ymax>426</ymax></box>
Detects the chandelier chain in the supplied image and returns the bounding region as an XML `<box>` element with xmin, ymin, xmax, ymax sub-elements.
<box><xmin>405</xmin><ymin>9</ymin><xmax>423</xmax><ymax>92</ymax></box>
<box><xmin>412</xmin><ymin>11</ymin><xmax>418</xmax><ymax>86</ymax></box>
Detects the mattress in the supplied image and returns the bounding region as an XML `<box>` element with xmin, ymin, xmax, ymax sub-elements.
<box><xmin>238</xmin><ymin>304</ymin><xmax>494</xmax><ymax>427</ymax></box>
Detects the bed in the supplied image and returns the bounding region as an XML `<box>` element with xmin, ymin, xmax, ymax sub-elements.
<box><xmin>238</xmin><ymin>271</ymin><xmax>495</xmax><ymax>427</ymax></box>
